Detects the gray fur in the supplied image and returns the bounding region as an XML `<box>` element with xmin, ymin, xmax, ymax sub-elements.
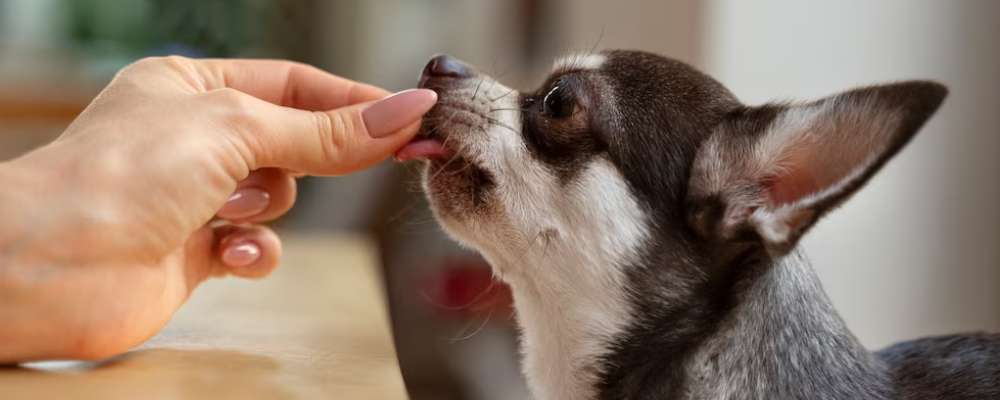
<box><xmin>683</xmin><ymin>253</ymin><xmax>892</xmax><ymax>399</ymax></box>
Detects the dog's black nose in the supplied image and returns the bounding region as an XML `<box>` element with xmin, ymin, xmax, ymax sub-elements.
<box><xmin>423</xmin><ymin>54</ymin><xmax>472</xmax><ymax>79</ymax></box>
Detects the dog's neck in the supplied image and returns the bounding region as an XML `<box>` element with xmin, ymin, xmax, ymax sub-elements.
<box><xmin>498</xmin><ymin>250</ymin><xmax>893</xmax><ymax>400</ymax></box>
<box><xmin>675</xmin><ymin>253</ymin><xmax>892</xmax><ymax>399</ymax></box>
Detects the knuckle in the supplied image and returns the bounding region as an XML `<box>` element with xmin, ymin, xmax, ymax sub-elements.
<box><xmin>113</xmin><ymin>56</ymin><xmax>197</xmax><ymax>93</ymax></box>
<box><xmin>122</xmin><ymin>56</ymin><xmax>159</xmax><ymax>73</ymax></box>
<box><xmin>207</xmin><ymin>88</ymin><xmax>257</xmax><ymax>126</ymax></box>
<box><xmin>123</xmin><ymin>55</ymin><xmax>188</xmax><ymax>75</ymax></box>
<box><xmin>313</xmin><ymin>111</ymin><xmax>345</xmax><ymax>166</ymax></box>
<box><xmin>210</xmin><ymin>87</ymin><xmax>246</xmax><ymax>104</ymax></box>
<box><xmin>200</xmin><ymin>89</ymin><xmax>262</xmax><ymax>169</ymax></box>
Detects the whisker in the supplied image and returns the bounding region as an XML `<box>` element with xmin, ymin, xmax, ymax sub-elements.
<box><xmin>427</xmin><ymin>140</ymin><xmax>472</xmax><ymax>183</ymax></box>
<box><xmin>485</xmin><ymin>116</ymin><xmax>519</xmax><ymax>134</ymax></box>
<box><xmin>575</xmin><ymin>26</ymin><xmax>606</xmax><ymax>70</ymax></box>
<box><xmin>450</xmin><ymin>306</ymin><xmax>495</xmax><ymax>342</ymax></box>
<box><xmin>480</xmin><ymin>55</ymin><xmax>519</xmax><ymax>100</ymax></box>
<box><xmin>421</xmin><ymin>108</ymin><xmax>462</xmax><ymax>139</ymax></box>
<box><xmin>487</xmin><ymin>53</ymin><xmax>516</xmax><ymax>82</ymax></box>
<box><xmin>490</xmin><ymin>53</ymin><xmax>501</xmax><ymax>78</ymax></box>
<box><xmin>587</xmin><ymin>26</ymin><xmax>607</xmax><ymax>58</ymax></box>
<box><xmin>483</xmin><ymin>77</ymin><xmax>500</xmax><ymax>100</ymax></box>
<box><xmin>470</xmin><ymin>76</ymin><xmax>486</xmax><ymax>101</ymax></box>
<box><xmin>385</xmin><ymin>200</ymin><xmax>419</xmax><ymax>225</ymax></box>
<box><xmin>420</xmin><ymin>278</ymin><xmax>499</xmax><ymax>312</ymax></box>
<box><xmin>450</xmin><ymin>159</ymin><xmax>478</xmax><ymax>177</ymax></box>
<box><xmin>489</xmin><ymin>107</ymin><xmax>528</xmax><ymax>113</ymax></box>
<box><xmin>408</xmin><ymin>107</ymin><xmax>472</xmax><ymax>186</ymax></box>
<box><xmin>488</xmin><ymin>86</ymin><xmax>517</xmax><ymax>103</ymax></box>
<box><xmin>555</xmin><ymin>26</ymin><xmax>607</xmax><ymax>73</ymax></box>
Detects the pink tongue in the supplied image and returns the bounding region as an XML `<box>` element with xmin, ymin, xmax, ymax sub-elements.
<box><xmin>395</xmin><ymin>138</ymin><xmax>452</xmax><ymax>161</ymax></box>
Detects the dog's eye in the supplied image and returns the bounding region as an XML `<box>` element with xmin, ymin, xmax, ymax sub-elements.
<box><xmin>541</xmin><ymin>85</ymin><xmax>574</xmax><ymax>119</ymax></box>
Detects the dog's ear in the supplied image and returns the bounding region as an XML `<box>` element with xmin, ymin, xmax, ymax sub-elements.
<box><xmin>687</xmin><ymin>81</ymin><xmax>947</xmax><ymax>256</ymax></box>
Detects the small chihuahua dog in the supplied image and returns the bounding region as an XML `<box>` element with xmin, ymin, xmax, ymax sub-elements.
<box><xmin>395</xmin><ymin>51</ymin><xmax>1000</xmax><ymax>399</ymax></box>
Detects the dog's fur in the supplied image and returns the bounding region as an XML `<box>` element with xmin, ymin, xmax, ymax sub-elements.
<box><xmin>412</xmin><ymin>50</ymin><xmax>1000</xmax><ymax>399</ymax></box>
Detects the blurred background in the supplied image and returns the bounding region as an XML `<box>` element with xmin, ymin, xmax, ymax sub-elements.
<box><xmin>1</xmin><ymin>1</ymin><xmax>997</xmax><ymax>399</ymax></box>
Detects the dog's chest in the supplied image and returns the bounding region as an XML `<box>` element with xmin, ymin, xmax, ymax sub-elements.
<box><xmin>509</xmin><ymin>276</ymin><xmax>629</xmax><ymax>400</ymax></box>
<box><xmin>498</xmin><ymin>243</ymin><xmax>640</xmax><ymax>399</ymax></box>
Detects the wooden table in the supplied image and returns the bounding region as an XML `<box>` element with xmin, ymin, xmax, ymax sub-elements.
<box><xmin>0</xmin><ymin>234</ymin><xmax>409</xmax><ymax>399</ymax></box>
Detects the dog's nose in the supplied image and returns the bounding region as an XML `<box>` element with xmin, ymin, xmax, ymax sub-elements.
<box><xmin>423</xmin><ymin>54</ymin><xmax>472</xmax><ymax>79</ymax></box>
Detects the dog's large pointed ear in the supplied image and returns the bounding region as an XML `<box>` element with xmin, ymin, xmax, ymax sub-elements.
<box><xmin>687</xmin><ymin>81</ymin><xmax>947</xmax><ymax>256</ymax></box>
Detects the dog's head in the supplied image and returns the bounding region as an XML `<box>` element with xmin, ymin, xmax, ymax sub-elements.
<box><xmin>400</xmin><ymin>50</ymin><xmax>945</xmax><ymax>278</ymax></box>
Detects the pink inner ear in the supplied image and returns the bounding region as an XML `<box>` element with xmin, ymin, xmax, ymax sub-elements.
<box><xmin>765</xmin><ymin>138</ymin><xmax>853</xmax><ymax>207</ymax></box>
<box><xmin>767</xmin><ymin>167</ymin><xmax>820</xmax><ymax>206</ymax></box>
<box><xmin>752</xmin><ymin>98</ymin><xmax>903</xmax><ymax>210</ymax></box>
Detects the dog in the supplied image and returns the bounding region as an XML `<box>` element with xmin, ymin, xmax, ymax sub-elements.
<box><xmin>394</xmin><ymin>51</ymin><xmax>1000</xmax><ymax>399</ymax></box>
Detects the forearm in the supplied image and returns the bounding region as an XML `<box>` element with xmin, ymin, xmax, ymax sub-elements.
<box><xmin>0</xmin><ymin>157</ymin><xmax>81</xmax><ymax>362</ymax></box>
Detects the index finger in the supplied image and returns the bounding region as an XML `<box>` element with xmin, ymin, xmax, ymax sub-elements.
<box><xmin>196</xmin><ymin>59</ymin><xmax>389</xmax><ymax>111</ymax></box>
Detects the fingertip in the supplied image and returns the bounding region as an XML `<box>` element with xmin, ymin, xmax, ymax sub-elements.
<box><xmin>221</xmin><ymin>241</ymin><xmax>261</xmax><ymax>267</ymax></box>
<box><xmin>362</xmin><ymin>89</ymin><xmax>437</xmax><ymax>138</ymax></box>
<box><xmin>218</xmin><ymin>226</ymin><xmax>282</xmax><ymax>279</ymax></box>
<box><xmin>223</xmin><ymin>168</ymin><xmax>297</xmax><ymax>223</ymax></box>
<box><xmin>217</xmin><ymin>187</ymin><xmax>271</xmax><ymax>220</ymax></box>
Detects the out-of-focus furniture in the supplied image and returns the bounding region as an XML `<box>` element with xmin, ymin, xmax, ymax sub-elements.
<box><xmin>0</xmin><ymin>52</ymin><xmax>97</xmax><ymax>160</ymax></box>
<box><xmin>0</xmin><ymin>234</ymin><xmax>408</xmax><ymax>400</ymax></box>
<box><xmin>0</xmin><ymin>94</ymin><xmax>84</xmax><ymax>160</ymax></box>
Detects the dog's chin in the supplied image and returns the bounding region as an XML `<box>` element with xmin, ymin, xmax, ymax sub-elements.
<box><xmin>421</xmin><ymin>155</ymin><xmax>493</xmax><ymax>222</ymax></box>
<box><xmin>397</xmin><ymin>123</ymin><xmax>495</xmax><ymax>223</ymax></box>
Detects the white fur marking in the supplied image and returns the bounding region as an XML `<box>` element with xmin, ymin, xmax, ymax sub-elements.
<box><xmin>428</xmin><ymin>77</ymin><xmax>647</xmax><ymax>400</ymax></box>
<box><xmin>553</xmin><ymin>53</ymin><xmax>607</xmax><ymax>73</ymax></box>
<box><xmin>502</xmin><ymin>159</ymin><xmax>647</xmax><ymax>400</ymax></box>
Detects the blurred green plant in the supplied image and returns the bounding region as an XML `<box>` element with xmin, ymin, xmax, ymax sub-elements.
<box><xmin>65</xmin><ymin>0</ymin><xmax>287</xmax><ymax>58</ymax></box>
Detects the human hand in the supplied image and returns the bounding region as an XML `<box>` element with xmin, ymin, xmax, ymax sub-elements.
<box><xmin>0</xmin><ymin>56</ymin><xmax>436</xmax><ymax>362</ymax></box>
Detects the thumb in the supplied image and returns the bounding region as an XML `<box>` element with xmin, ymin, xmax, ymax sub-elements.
<box><xmin>223</xmin><ymin>88</ymin><xmax>437</xmax><ymax>175</ymax></box>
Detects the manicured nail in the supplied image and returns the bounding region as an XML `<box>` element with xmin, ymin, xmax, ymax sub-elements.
<box><xmin>362</xmin><ymin>89</ymin><xmax>438</xmax><ymax>138</ymax></box>
<box><xmin>222</xmin><ymin>241</ymin><xmax>261</xmax><ymax>268</ymax></box>
<box><xmin>218</xmin><ymin>188</ymin><xmax>270</xmax><ymax>220</ymax></box>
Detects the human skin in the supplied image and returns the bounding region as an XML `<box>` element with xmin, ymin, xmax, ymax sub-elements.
<box><xmin>0</xmin><ymin>56</ymin><xmax>436</xmax><ymax>362</ymax></box>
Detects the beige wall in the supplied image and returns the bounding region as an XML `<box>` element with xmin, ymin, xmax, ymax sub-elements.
<box><xmin>702</xmin><ymin>0</ymin><xmax>1000</xmax><ymax>347</ymax></box>
<box><xmin>553</xmin><ymin>0</ymin><xmax>702</xmax><ymax>65</ymax></box>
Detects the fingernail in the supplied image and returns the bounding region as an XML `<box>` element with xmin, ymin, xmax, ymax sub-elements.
<box><xmin>218</xmin><ymin>188</ymin><xmax>270</xmax><ymax>220</ymax></box>
<box><xmin>222</xmin><ymin>241</ymin><xmax>261</xmax><ymax>268</ymax></box>
<box><xmin>362</xmin><ymin>89</ymin><xmax>438</xmax><ymax>138</ymax></box>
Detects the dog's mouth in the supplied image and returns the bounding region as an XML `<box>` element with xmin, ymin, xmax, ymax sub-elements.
<box><xmin>400</xmin><ymin>124</ymin><xmax>486</xmax><ymax>183</ymax></box>
<box><xmin>393</xmin><ymin>102</ymin><xmax>472</xmax><ymax>166</ymax></box>
<box><xmin>395</xmin><ymin>105</ymin><xmax>496</xmax><ymax>212</ymax></box>
<box><xmin>394</xmin><ymin>137</ymin><xmax>452</xmax><ymax>161</ymax></box>
<box><xmin>394</xmin><ymin>104</ymin><xmax>460</xmax><ymax>162</ymax></box>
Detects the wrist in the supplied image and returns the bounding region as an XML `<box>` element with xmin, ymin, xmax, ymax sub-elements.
<box><xmin>0</xmin><ymin>148</ymin><xmax>79</xmax><ymax>289</ymax></box>
<box><xmin>0</xmin><ymin>159</ymin><xmax>32</xmax><ymax>254</ymax></box>
<box><xmin>0</xmin><ymin>154</ymin><xmax>51</xmax><ymax>257</ymax></box>
<box><xmin>0</xmin><ymin>154</ymin><xmax>94</xmax><ymax>362</ymax></box>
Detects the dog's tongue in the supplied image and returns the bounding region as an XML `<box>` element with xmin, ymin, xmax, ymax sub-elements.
<box><xmin>394</xmin><ymin>138</ymin><xmax>452</xmax><ymax>162</ymax></box>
